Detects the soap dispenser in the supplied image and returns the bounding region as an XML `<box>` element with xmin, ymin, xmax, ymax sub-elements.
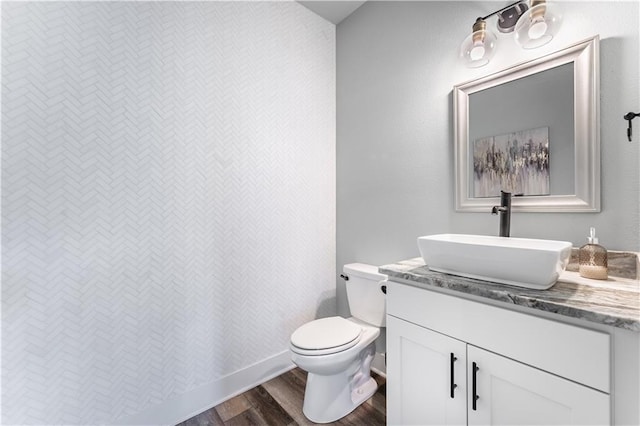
<box><xmin>578</xmin><ymin>227</ymin><xmax>608</xmax><ymax>280</ymax></box>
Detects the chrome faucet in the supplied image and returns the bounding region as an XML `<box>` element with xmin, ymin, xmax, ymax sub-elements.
<box><xmin>491</xmin><ymin>190</ymin><xmax>512</xmax><ymax>237</ymax></box>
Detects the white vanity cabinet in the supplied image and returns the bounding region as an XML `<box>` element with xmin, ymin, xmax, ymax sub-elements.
<box><xmin>387</xmin><ymin>281</ymin><xmax>612</xmax><ymax>426</ymax></box>
<box><xmin>387</xmin><ymin>316</ymin><xmax>467</xmax><ymax>425</ymax></box>
<box><xmin>467</xmin><ymin>345</ymin><xmax>609</xmax><ymax>425</ymax></box>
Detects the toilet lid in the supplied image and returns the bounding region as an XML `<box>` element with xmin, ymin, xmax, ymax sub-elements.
<box><xmin>291</xmin><ymin>317</ymin><xmax>362</xmax><ymax>351</ymax></box>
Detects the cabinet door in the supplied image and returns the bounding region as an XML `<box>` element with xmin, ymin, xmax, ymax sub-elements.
<box><xmin>387</xmin><ymin>315</ymin><xmax>467</xmax><ymax>426</ymax></box>
<box><xmin>467</xmin><ymin>345</ymin><xmax>610</xmax><ymax>425</ymax></box>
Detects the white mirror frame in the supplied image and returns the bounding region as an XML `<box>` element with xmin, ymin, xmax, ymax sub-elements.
<box><xmin>454</xmin><ymin>36</ymin><xmax>600</xmax><ymax>212</ymax></box>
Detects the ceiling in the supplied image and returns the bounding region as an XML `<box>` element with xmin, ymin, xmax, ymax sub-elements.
<box><xmin>297</xmin><ymin>1</ymin><xmax>367</xmax><ymax>24</ymax></box>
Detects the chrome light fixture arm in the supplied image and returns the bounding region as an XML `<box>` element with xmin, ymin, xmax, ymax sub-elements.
<box><xmin>478</xmin><ymin>0</ymin><xmax>528</xmax><ymax>23</ymax></box>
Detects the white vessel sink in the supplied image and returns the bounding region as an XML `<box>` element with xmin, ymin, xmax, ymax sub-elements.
<box><xmin>417</xmin><ymin>234</ymin><xmax>573</xmax><ymax>290</ymax></box>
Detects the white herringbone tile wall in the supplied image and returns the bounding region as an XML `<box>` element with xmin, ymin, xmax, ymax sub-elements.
<box><xmin>1</xmin><ymin>2</ymin><xmax>335</xmax><ymax>424</ymax></box>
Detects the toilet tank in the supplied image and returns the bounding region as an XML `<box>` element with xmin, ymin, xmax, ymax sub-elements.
<box><xmin>344</xmin><ymin>263</ymin><xmax>387</xmax><ymax>327</ymax></box>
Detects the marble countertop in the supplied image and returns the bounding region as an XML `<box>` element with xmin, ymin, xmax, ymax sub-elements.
<box><xmin>380</xmin><ymin>257</ymin><xmax>640</xmax><ymax>332</ymax></box>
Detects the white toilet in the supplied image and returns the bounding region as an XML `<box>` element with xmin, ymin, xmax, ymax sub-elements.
<box><xmin>290</xmin><ymin>263</ymin><xmax>387</xmax><ymax>423</ymax></box>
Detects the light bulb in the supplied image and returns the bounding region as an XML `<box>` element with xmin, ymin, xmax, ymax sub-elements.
<box><xmin>528</xmin><ymin>18</ymin><xmax>548</xmax><ymax>40</ymax></box>
<box><xmin>469</xmin><ymin>42</ymin><xmax>486</xmax><ymax>61</ymax></box>
<box><xmin>514</xmin><ymin>1</ymin><xmax>561</xmax><ymax>49</ymax></box>
<box><xmin>459</xmin><ymin>18</ymin><xmax>496</xmax><ymax>68</ymax></box>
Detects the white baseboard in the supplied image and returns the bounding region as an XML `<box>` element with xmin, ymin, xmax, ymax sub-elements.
<box><xmin>371</xmin><ymin>366</ymin><xmax>387</xmax><ymax>378</ymax></box>
<box><xmin>115</xmin><ymin>350</ymin><xmax>294</xmax><ymax>425</ymax></box>
<box><xmin>371</xmin><ymin>352</ymin><xmax>387</xmax><ymax>377</ymax></box>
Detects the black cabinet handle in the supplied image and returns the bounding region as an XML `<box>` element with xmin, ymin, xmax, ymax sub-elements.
<box><xmin>450</xmin><ymin>353</ymin><xmax>458</xmax><ymax>398</ymax></box>
<box><xmin>472</xmin><ymin>362</ymin><xmax>479</xmax><ymax>411</ymax></box>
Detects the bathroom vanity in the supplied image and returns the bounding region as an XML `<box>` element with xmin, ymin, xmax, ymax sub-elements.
<box><xmin>382</xmin><ymin>257</ymin><xmax>640</xmax><ymax>426</ymax></box>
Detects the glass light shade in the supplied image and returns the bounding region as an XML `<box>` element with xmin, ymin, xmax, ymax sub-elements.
<box><xmin>460</xmin><ymin>28</ymin><xmax>497</xmax><ymax>68</ymax></box>
<box><xmin>514</xmin><ymin>2</ymin><xmax>562</xmax><ymax>49</ymax></box>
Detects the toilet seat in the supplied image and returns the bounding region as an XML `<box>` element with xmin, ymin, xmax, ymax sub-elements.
<box><xmin>290</xmin><ymin>317</ymin><xmax>363</xmax><ymax>356</ymax></box>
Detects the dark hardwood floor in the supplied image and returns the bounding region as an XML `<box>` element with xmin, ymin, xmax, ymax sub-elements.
<box><xmin>176</xmin><ymin>368</ymin><xmax>386</xmax><ymax>426</ymax></box>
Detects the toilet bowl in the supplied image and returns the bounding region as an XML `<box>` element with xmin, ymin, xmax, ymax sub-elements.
<box><xmin>290</xmin><ymin>263</ymin><xmax>387</xmax><ymax>423</ymax></box>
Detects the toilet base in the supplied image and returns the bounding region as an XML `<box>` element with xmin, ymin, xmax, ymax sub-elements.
<box><xmin>350</xmin><ymin>375</ymin><xmax>378</xmax><ymax>407</ymax></box>
<box><xmin>301</xmin><ymin>343</ymin><xmax>377</xmax><ymax>423</ymax></box>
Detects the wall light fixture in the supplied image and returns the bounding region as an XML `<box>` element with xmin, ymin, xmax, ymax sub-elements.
<box><xmin>460</xmin><ymin>0</ymin><xmax>561</xmax><ymax>68</ymax></box>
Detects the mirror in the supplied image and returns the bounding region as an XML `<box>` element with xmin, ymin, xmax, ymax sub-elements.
<box><xmin>453</xmin><ymin>36</ymin><xmax>600</xmax><ymax>212</ymax></box>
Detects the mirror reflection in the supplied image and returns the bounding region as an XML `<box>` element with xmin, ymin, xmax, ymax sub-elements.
<box><xmin>468</xmin><ymin>63</ymin><xmax>574</xmax><ymax>197</ymax></box>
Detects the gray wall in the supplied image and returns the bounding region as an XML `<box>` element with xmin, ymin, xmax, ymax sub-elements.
<box><xmin>337</xmin><ymin>1</ymin><xmax>639</xmax><ymax>316</ymax></box>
